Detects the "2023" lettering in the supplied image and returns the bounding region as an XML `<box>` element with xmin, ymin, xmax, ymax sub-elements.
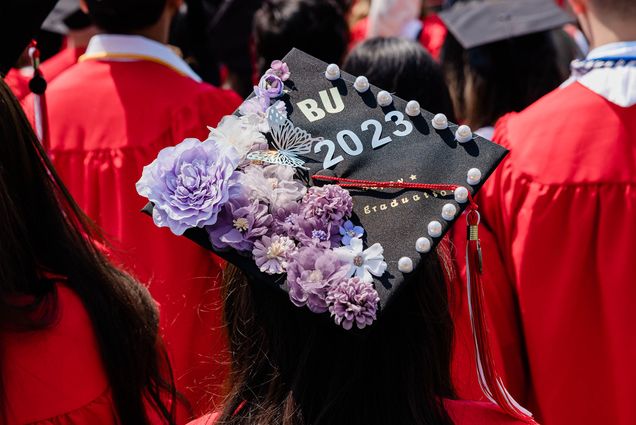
<box><xmin>314</xmin><ymin>111</ymin><xmax>414</xmax><ymax>169</ymax></box>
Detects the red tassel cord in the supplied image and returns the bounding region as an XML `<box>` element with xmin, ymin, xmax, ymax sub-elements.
<box><xmin>28</xmin><ymin>41</ymin><xmax>50</xmax><ymax>152</ymax></box>
<box><xmin>313</xmin><ymin>174</ymin><xmax>534</xmax><ymax>422</ymax></box>
<box><xmin>465</xmin><ymin>210</ymin><xmax>534</xmax><ymax>422</ymax></box>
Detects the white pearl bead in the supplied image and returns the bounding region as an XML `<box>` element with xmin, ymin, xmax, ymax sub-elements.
<box><xmin>353</xmin><ymin>76</ymin><xmax>370</xmax><ymax>93</ymax></box>
<box><xmin>456</xmin><ymin>125</ymin><xmax>473</xmax><ymax>143</ymax></box>
<box><xmin>454</xmin><ymin>186</ymin><xmax>469</xmax><ymax>204</ymax></box>
<box><xmin>415</xmin><ymin>237</ymin><xmax>431</xmax><ymax>253</ymax></box>
<box><xmin>432</xmin><ymin>113</ymin><xmax>448</xmax><ymax>130</ymax></box>
<box><xmin>427</xmin><ymin>220</ymin><xmax>443</xmax><ymax>238</ymax></box>
<box><xmin>325</xmin><ymin>63</ymin><xmax>340</xmax><ymax>81</ymax></box>
<box><xmin>405</xmin><ymin>100</ymin><xmax>420</xmax><ymax>116</ymax></box>
<box><xmin>398</xmin><ymin>256</ymin><xmax>414</xmax><ymax>273</ymax></box>
<box><xmin>467</xmin><ymin>168</ymin><xmax>482</xmax><ymax>185</ymax></box>
<box><xmin>441</xmin><ymin>203</ymin><xmax>457</xmax><ymax>221</ymax></box>
<box><xmin>377</xmin><ymin>90</ymin><xmax>393</xmax><ymax>107</ymax></box>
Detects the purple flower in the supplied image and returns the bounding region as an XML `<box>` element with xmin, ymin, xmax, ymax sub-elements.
<box><xmin>252</xmin><ymin>235</ymin><xmax>296</xmax><ymax>274</ymax></box>
<box><xmin>136</xmin><ymin>138</ymin><xmax>239</xmax><ymax>236</ymax></box>
<box><xmin>293</xmin><ymin>214</ymin><xmax>341</xmax><ymax>248</ymax></box>
<box><xmin>255</xmin><ymin>74</ymin><xmax>284</xmax><ymax>100</ymax></box>
<box><xmin>339</xmin><ymin>220</ymin><xmax>364</xmax><ymax>246</ymax></box>
<box><xmin>265</xmin><ymin>60</ymin><xmax>291</xmax><ymax>81</ymax></box>
<box><xmin>208</xmin><ymin>193</ymin><xmax>273</xmax><ymax>252</ymax></box>
<box><xmin>326</xmin><ymin>277</ymin><xmax>380</xmax><ymax>330</ymax></box>
<box><xmin>239</xmin><ymin>164</ymin><xmax>306</xmax><ymax>212</ymax></box>
<box><xmin>286</xmin><ymin>246</ymin><xmax>350</xmax><ymax>313</ymax></box>
<box><xmin>300</xmin><ymin>184</ymin><xmax>353</xmax><ymax>226</ymax></box>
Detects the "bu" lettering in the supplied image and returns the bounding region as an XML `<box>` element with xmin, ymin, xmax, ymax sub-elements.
<box><xmin>296</xmin><ymin>87</ymin><xmax>345</xmax><ymax>122</ymax></box>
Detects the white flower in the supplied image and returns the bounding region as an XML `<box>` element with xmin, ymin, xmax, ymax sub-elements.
<box><xmin>334</xmin><ymin>237</ymin><xmax>387</xmax><ymax>283</ymax></box>
<box><xmin>207</xmin><ymin>115</ymin><xmax>267</xmax><ymax>159</ymax></box>
<box><xmin>239</xmin><ymin>100</ymin><xmax>287</xmax><ymax>134</ymax></box>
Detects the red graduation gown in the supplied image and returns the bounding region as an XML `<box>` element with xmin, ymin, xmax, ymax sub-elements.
<box><xmin>475</xmin><ymin>81</ymin><xmax>636</xmax><ymax>425</ymax></box>
<box><xmin>26</xmin><ymin>58</ymin><xmax>242</xmax><ymax>418</ymax></box>
<box><xmin>1</xmin><ymin>285</ymin><xmax>116</xmax><ymax>424</ymax></box>
<box><xmin>186</xmin><ymin>400</ymin><xmax>531</xmax><ymax>425</ymax></box>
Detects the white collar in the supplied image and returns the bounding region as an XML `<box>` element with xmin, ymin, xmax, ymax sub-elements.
<box><xmin>562</xmin><ymin>41</ymin><xmax>636</xmax><ymax>107</ymax></box>
<box><xmin>82</xmin><ymin>34</ymin><xmax>202</xmax><ymax>82</ymax></box>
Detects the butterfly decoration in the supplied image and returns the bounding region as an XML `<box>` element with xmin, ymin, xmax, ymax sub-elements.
<box><xmin>247</xmin><ymin>107</ymin><xmax>321</xmax><ymax>169</ymax></box>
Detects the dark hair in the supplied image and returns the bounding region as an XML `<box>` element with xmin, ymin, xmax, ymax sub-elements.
<box><xmin>217</xmin><ymin>252</ymin><xmax>457</xmax><ymax>425</ymax></box>
<box><xmin>441</xmin><ymin>30</ymin><xmax>564</xmax><ymax>129</ymax></box>
<box><xmin>0</xmin><ymin>79</ymin><xmax>175</xmax><ymax>423</ymax></box>
<box><xmin>253</xmin><ymin>0</ymin><xmax>349</xmax><ymax>76</ymax></box>
<box><xmin>343</xmin><ymin>37</ymin><xmax>456</xmax><ymax>120</ymax></box>
<box><xmin>84</xmin><ymin>0</ymin><xmax>167</xmax><ymax>34</ymax></box>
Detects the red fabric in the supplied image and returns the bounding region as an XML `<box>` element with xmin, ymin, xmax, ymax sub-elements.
<box><xmin>3</xmin><ymin>69</ymin><xmax>31</xmax><ymax>100</ymax></box>
<box><xmin>473</xmin><ymin>81</ymin><xmax>636</xmax><ymax>425</ymax></box>
<box><xmin>186</xmin><ymin>400</ymin><xmax>530</xmax><ymax>425</ymax></box>
<box><xmin>1</xmin><ymin>285</ymin><xmax>116</xmax><ymax>424</ymax></box>
<box><xmin>348</xmin><ymin>14</ymin><xmax>447</xmax><ymax>60</ymax></box>
<box><xmin>24</xmin><ymin>59</ymin><xmax>242</xmax><ymax>420</ymax></box>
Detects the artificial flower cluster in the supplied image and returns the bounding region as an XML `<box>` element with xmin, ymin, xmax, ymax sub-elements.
<box><xmin>137</xmin><ymin>61</ymin><xmax>384</xmax><ymax>330</ymax></box>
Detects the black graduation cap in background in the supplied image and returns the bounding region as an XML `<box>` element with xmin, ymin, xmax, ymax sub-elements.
<box><xmin>0</xmin><ymin>0</ymin><xmax>59</xmax><ymax>75</ymax></box>
<box><xmin>145</xmin><ymin>48</ymin><xmax>508</xmax><ymax>311</ymax></box>
<box><xmin>439</xmin><ymin>0</ymin><xmax>573</xmax><ymax>49</ymax></box>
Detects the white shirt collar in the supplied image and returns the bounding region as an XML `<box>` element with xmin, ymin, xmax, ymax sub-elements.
<box><xmin>562</xmin><ymin>41</ymin><xmax>636</xmax><ymax>107</ymax></box>
<box><xmin>83</xmin><ymin>34</ymin><xmax>202</xmax><ymax>82</ymax></box>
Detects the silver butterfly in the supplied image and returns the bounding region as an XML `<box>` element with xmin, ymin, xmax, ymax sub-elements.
<box><xmin>247</xmin><ymin>107</ymin><xmax>321</xmax><ymax>169</ymax></box>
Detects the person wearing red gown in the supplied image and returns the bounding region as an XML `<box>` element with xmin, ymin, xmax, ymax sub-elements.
<box><xmin>472</xmin><ymin>0</ymin><xmax>636</xmax><ymax>424</ymax></box>
<box><xmin>24</xmin><ymin>0</ymin><xmax>242</xmax><ymax>419</ymax></box>
<box><xmin>348</xmin><ymin>0</ymin><xmax>447</xmax><ymax>60</ymax></box>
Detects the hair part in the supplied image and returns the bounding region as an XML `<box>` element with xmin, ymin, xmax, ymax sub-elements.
<box><xmin>217</xmin><ymin>252</ymin><xmax>457</xmax><ymax>425</ymax></box>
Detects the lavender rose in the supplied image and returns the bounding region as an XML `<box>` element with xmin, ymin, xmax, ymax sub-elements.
<box><xmin>208</xmin><ymin>193</ymin><xmax>273</xmax><ymax>252</ymax></box>
<box><xmin>326</xmin><ymin>277</ymin><xmax>380</xmax><ymax>330</ymax></box>
<box><xmin>136</xmin><ymin>138</ymin><xmax>239</xmax><ymax>236</ymax></box>
<box><xmin>286</xmin><ymin>246</ymin><xmax>350</xmax><ymax>313</ymax></box>
<box><xmin>300</xmin><ymin>184</ymin><xmax>353</xmax><ymax>226</ymax></box>
<box><xmin>256</xmin><ymin>74</ymin><xmax>284</xmax><ymax>100</ymax></box>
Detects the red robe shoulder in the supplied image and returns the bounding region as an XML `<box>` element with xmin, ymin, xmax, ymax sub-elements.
<box><xmin>475</xmin><ymin>82</ymin><xmax>636</xmax><ymax>425</ymax></box>
<box><xmin>1</xmin><ymin>285</ymin><xmax>115</xmax><ymax>425</ymax></box>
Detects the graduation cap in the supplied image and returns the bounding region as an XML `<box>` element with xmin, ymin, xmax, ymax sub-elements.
<box><xmin>138</xmin><ymin>49</ymin><xmax>531</xmax><ymax>420</ymax></box>
<box><xmin>439</xmin><ymin>0</ymin><xmax>573</xmax><ymax>49</ymax></box>
<box><xmin>0</xmin><ymin>0</ymin><xmax>59</xmax><ymax>75</ymax></box>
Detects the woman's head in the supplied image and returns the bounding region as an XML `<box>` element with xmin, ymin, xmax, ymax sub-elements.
<box><xmin>0</xmin><ymin>79</ymin><xmax>175</xmax><ymax>423</ymax></box>
<box><xmin>441</xmin><ymin>30</ymin><xmax>565</xmax><ymax>129</ymax></box>
<box><xmin>218</xmin><ymin>251</ymin><xmax>456</xmax><ymax>425</ymax></box>
<box><xmin>253</xmin><ymin>0</ymin><xmax>349</xmax><ymax>76</ymax></box>
<box><xmin>343</xmin><ymin>37</ymin><xmax>456</xmax><ymax>120</ymax></box>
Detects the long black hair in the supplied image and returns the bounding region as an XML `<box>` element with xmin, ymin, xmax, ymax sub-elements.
<box><xmin>343</xmin><ymin>37</ymin><xmax>456</xmax><ymax>121</ymax></box>
<box><xmin>441</xmin><ymin>30</ymin><xmax>565</xmax><ymax>129</ymax></box>
<box><xmin>0</xmin><ymin>79</ymin><xmax>176</xmax><ymax>423</ymax></box>
<box><xmin>217</xmin><ymin>251</ymin><xmax>457</xmax><ymax>425</ymax></box>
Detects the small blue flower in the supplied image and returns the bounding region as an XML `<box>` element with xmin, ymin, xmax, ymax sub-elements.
<box><xmin>339</xmin><ymin>220</ymin><xmax>364</xmax><ymax>246</ymax></box>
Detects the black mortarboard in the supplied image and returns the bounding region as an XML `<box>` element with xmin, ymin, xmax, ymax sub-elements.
<box><xmin>0</xmin><ymin>0</ymin><xmax>58</xmax><ymax>75</ymax></box>
<box><xmin>142</xmin><ymin>48</ymin><xmax>507</xmax><ymax>311</ymax></box>
<box><xmin>439</xmin><ymin>0</ymin><xmax>573</xmax><ymax>49</ymax></box>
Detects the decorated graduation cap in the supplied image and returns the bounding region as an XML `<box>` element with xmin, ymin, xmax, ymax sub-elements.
<box><xmin>138</xmin><ymin>49</ymin><xmax>531</xmax><ymax>421</ymax></box>
<box><xmin>439</xmin><ymin>0</ymin><xmax>573</xmax><ymax>49</ymax></box>
<box><xmin>0</xmin><ymin>0</ymin><xmax>58</xmax><ymax>75</ymax></box>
